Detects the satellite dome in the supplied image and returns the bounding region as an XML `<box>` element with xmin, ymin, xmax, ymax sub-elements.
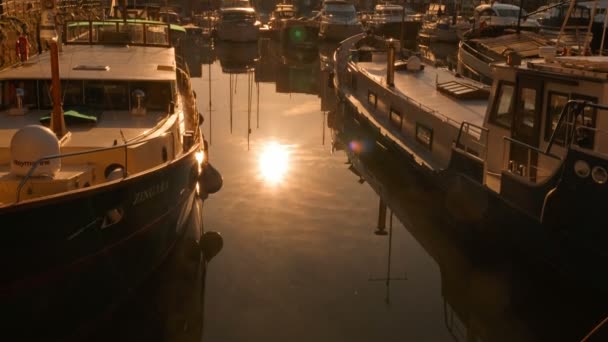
<box><xmin>10</xmin><ymin>125</ymin><xmax>61</xmax><ymax>177</ymax></box>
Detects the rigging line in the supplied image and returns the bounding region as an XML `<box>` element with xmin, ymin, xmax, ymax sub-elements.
<box><xmin>580</xmin><ymin>315</ymin><xmax>608</xmax><ymax>342</ymax></box>
<box><xmin>256</xmin><ymin>81</ymin><xmax>259</xmax><ymax>129</ymax></box>
<box><xmin>385</xmin><ymin>209</ymin><xmax>393</xmax><ymax>304</ymax></box>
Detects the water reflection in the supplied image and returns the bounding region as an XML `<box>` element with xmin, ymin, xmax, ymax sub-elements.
<box><xmin>330</xmin><ymin>108</ymin><xmax>608</xmax><ymax>342</ymax></box>
<box><xmin>258</xmin><ymin>141</ymin><xmax>291</xmax><ymax>185</ymax></box>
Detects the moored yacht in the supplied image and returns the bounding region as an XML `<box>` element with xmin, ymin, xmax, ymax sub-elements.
<box><xmin>334</xmin><ymin>33</ymin><xmax>608</xmax><ymax>289</ymax></box>
<box><xmin>318</xmin><ymin>0</ymin><xmax>363</xmax><ymax>41</ymax></box>
<box><xmin>217</xmin><ymin>7</ymin><xmax>261</xmax><ymax>42</ymax></box>
<box><xmin>0</xmin><ymin>19</ymin><xmax>223</xmax><ymax>339</ymax></box>
<box><xmin>366</xmin><ymin>2</ymin><xmax>422</xmax><ymax>40</ymax></box>
<box><xmin>417</xmin><ymin>3</ymin><xmax>470</xmax><ymax>43</ymax></box>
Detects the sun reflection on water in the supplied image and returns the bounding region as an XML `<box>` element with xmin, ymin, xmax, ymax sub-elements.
<box><xmin>259</xmin><ymin>142</ymin><xmax>290</xmax><ymax>184</ymax></box>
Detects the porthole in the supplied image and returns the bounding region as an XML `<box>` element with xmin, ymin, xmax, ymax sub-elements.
<box><xmin>591</xmin><ymin>166</ymin><xmax>607</xmax><ymax>184</ymax></box>
<box><xmin>573</xmin><ymin>160</ymin><xmax>590</xmax><ymax>178</ymax></box>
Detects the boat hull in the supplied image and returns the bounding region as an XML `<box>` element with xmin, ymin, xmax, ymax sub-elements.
<box><xmin>0</xmin><ymin>148</ymin><xmax>202</xmax><ymax>340</ymax></box>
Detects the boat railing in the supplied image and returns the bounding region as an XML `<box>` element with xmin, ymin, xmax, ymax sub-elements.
<box><xmin>502</xmin><ymin>137</ymin><xmax>562</xmax><ymax>184</ymax></box>
<box><xmin>454</xmin><ymin>121</ymin><xmax>488</xmax><ymax>161</ymax></box>
<box><xmin>63</xmin><ymin>20</ymin><xmax>172</xmax><ymax>47</ymax></box>
<box><xmin>15</xmin><ymin>131</ymin><xmax>176</xmax><ymax>203</ymax></box>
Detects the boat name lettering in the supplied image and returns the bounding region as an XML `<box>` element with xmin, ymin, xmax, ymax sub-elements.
<box><xmin>133</xmin><ymin>181</ymin><xmax>169</xmax><ymax>205</ymax></box>
<box><xmin>13</xmin><ymin>159</ymin><xmax>51</xmax><ymax>167</ymax></box>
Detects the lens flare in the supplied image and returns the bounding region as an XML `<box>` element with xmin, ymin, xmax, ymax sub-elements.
<box><xmin>259</xmin><ymin>142</ymin><xmax>290</xmax><ymax>184</ymax></box>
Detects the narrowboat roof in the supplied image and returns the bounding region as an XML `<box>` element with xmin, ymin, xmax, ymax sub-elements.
<box><xmin>66</xmin><ymin>20</ymin><xmax>186</xmax><ymax>33</ymax></box>
<box><xmin>220</xmin><ymin>7</ymin><xmax>257</xmax><ymax>13</ymax></box>
<box><xmin>0</xmin><ymin>44</ymin><xmax>177</xmax><ymax>82</ymax></box>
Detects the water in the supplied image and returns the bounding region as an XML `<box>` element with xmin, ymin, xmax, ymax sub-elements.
<box><xmin>185</xmin><ymin>39</ymin><xmax>607</xmax><ymax>342</ymax></box>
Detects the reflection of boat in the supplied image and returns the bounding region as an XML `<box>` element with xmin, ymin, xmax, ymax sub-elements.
<box><xmin>216</xmin><ymin>41</ymin><xmax>259</xmax><ymax>73</ymax></box>
<box><xmin>0</xmin><ymin>19</ymin><xmax>223</xmax><ymax>340</ymax></box>
<box><xmin>216</xmin><ymin>7</ymin><xmax>261</xmax><ymax>42</ymax></box>
<box><xmin>335</xmin><ymin>33</ymin><xmax>608</xmax><ymax>291</ymax></box>
<box><xmin>318</xmin><ymin>0</ymin><xmax>363</xmax><ymax>41</ymax></box>
<box><xmin>331</xmin><ymin>112</ymin><xmax>608</xmax><ymax>342</ymax></box>
<box><xmin>268</xmin><ymin>3</ymin><xmax>297</xmax><ymax>39</ymax></box>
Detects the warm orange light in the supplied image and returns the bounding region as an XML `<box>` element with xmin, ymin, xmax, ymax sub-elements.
<box><xmin>259</xmin><ymin>142</ymin><xmax>290</xmax><ymax>184</ymax></box>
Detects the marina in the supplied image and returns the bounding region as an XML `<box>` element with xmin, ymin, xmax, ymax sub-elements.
<box><xmin>1</xmin><ymin>0</ymin><xmax>608</xmax><ymax>341</ymax></box>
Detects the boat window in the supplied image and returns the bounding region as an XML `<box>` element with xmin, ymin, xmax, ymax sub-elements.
<box><xmin>572</xmin><ymin>94</ymin><xmax>597</xmax><ymax>149</ymax></box>
<box><xmin>519</xmin><ymin>87</ymin><xmax>538</xmax><ymax>129</ymax></box>
<box><xmin>544</xmin><ymin>91</ymin><xmax>569</xmax><ymax>144</ymax></box>
<box><xmin>390</xmin><ymin>107</ymin><xmax>402</xmax><ymax>128</ymax></box>
<box><xmin>368</xmin><ymin>91</ymin><xmax>377</xmax><ymax>108</ymax></box>
<box><xmin>129</xmin><ymin>81</ymin><xmax>173</xmax><ymax>110</ymax></box>
<box><xmin>490</xmin><ymin>82</ymin><xmax>514</xmax><ymax>128</ymax></box>
<box><xmin>84</xmin><ymin>81</ymin><xmax>129</xmax><ymax>110</ymax></box>
<box><xmin>416</xmin><ymin>123</ymin><xmax>433</xmax><ymax>150</ymax></box>
<box><xmin>1</xmin><ymin>80</ymin><xmax>37</xmax><ymax>110</ymax></box>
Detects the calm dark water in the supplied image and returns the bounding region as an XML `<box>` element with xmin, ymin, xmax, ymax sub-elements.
<box><xmin>184</xmin><ymin>39</ymin><xmax>608</xmax><ymax>342</ymax></box>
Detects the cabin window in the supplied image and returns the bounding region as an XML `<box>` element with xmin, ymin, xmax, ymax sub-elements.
<box><xmin>519</xmin><ymin>87</ymin><xmax>538</xmax><ymax>129</ymax></box>
<box><xmin>490</xmin><ymin>82</ymin><xmax>514</xmax><ymax>128</ymax></box>
<box><xmin>572</xmin><ymin>94</ymin><xmax>597</xmax><ymax>149</ymax></box>
<box><xmin>389</xmin><ymin>107</ymin><xmax>402</xmax><ymax>128</ymax></box>
<box><xmin>84</xmin><ymin>81</ymin><xmax>129</xmax><ymax>110</ymax></box>
<box><xmin>416</xmin><ymin>123</ymin><xmax>433</xmax><ymax>150</ymax></box>
<box><xmin>130</xmin><ymin>81</ymin><xmax>173</xmax><ymax>111</ymax></box>
<box><xmin>368</xmin><ymin>91</ymin><xmax>377</xmax><ymax>108</ymax></box>
<box><xmin>545</xmin><ymin>91</ymin><xmax>569</xmax><ymax>144</ymax></box>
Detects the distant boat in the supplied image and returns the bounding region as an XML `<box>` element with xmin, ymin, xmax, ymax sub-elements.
<box><xmin>366</xmin><ymin>2</ymin><xmax>423</xmax><ymax>41</ymax></box>
<box><xmin>216</xmin><ymin>7</ymin><xmax>261</xmax><ymax>42</ymax></box>
<box><xmin>318</xmin><ymin>0</ymin><xmax>363</xmax><ymax>41</ymax></box>
<box><xmin>334</xmin><ymin>33</ymin><xmax>608</xmax><ymax>291</ymax></box>
<box><xmin>418</xmin><ymin>2</ymin><xmax>470</xmax><ymax>43</ymax></box>
<box><xmin>0</xmin><ymin>19</ymin><xmax>223</xmax><ymax>339</ymax></box>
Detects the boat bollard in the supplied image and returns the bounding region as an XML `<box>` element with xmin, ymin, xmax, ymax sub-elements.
<box><xmin>386</xmin><ymin>38</ymin><xmax>396</xmax><ymax>87</ymax></box>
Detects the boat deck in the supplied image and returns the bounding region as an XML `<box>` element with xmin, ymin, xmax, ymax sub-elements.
<box><xmin>358</xmin><ymin>59</ymin><xmax>488</xmax><ymax>127</ymax></box>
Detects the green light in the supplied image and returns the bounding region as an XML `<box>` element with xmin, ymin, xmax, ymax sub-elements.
<box><xmin>289</xmin><ymin>27</ymin><xmax>307</xmax><ymax>43</ymax></box>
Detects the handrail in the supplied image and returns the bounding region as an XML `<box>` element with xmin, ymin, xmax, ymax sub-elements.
<box><xmin>455</xmin><ymin>121</ymin><xmax>488</xmax><ymax>159</ymax></box>
<box><xmin>15</xmin><ymin>131</ymin><xmax>177</xmax><ymax>203</ymax></box>
<box><xmin>546</xmin><ymin>100</ymin><xmax>608</xmax><ymax>154</ymax></box>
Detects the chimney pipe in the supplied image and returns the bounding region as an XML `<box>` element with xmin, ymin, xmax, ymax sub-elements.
<box><xmin>386</xmin><ymin>39</ymin><xmax>396</xmax><ymax>87</ymax></box>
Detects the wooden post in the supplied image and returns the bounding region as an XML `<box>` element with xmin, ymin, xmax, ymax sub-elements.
<box><xmin>49</xmin><ymin>40</ymin><xmax>66</xmax><ymax>138</ymax></box>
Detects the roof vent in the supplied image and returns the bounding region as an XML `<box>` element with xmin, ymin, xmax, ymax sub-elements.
<box><xmin>73</xmin><ymin>65</ymin><xmax>110</xmax><ymax>71</ymax></box>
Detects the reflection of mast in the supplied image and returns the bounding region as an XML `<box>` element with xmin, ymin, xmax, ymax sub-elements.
<box><xmin>369</xmin><ymin>203</ymin><xmax>407</xmax><ymax>305</ymax></box>
<box><xmin>256</xmin><ymin>80</ymin><xmax>260</xmax><ymax>129</ymax></box>
<box><xmin>247</xmin><ymin>70</ymin><xmax>253</xmax><ymax>151</ymax></box>
<box><xmin>208</xmin><ymin>62</ymin><xmax>213</xmax><ymax>145</ymax></box>
<box><xmin>229</xmin><ymin>74</ymin><xmax>234</xmax><ymax>134</ymax></box>
<box><xmin>322</xmin><ymin>111</ymin><xmax>326</xmax><ymax>146</ymax></box>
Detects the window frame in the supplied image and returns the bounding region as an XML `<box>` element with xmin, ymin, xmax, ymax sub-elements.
<box><xmin>489</xmin><ymin>81</ymin><xmax>515</xmax><ymax>129</ymax></box>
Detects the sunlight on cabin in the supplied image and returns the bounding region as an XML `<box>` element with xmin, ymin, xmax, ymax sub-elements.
<box><xmin>259</xmin><ymin>142</ymin><xmax>290</xmax><ymax>184</ymax></box>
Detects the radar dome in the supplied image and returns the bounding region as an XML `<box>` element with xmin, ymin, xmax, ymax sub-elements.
<box><xmin>10</xmin><ymin>125</ymin><xmax>61</xmax><ymax>177</ymax></box>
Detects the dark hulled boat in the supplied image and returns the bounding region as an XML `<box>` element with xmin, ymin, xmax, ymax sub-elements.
<box><xmin>0</xmin><ymin>19</ymin><xmax>222</xmax><ymax>340</ymax></box>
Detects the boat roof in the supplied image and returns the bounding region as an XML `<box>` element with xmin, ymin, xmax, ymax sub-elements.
<box><xmin>519</xmin><ymin>56</ymin><xmax>608</xmax><ymax>80</ymax></box>
<box><xmin>375</xmin><ymin>4</ymin><xmax>403</xmax><ymax>10</ymax></box>
<box><xmin>469</xmin><ymin>31</ymin><xmax>549</xmax><ymax>58</ymax></box>
<box><xmin>66</xmin><ymin>19</ymin><xmax>186</xmax><ymax>33</ymax></box>
<box><xmin>220</xmin><ymin>7</ymin><xmax>256</xmax><ymax>13</ymax></box>
<box><xmin>357</xmin><ymin>59</ymin><xmax>487</xmax><ymax>126</ymax></box>
<box><xmin>0</xmin><ymin>44</ymin><xmax>176</xmax><ymax>82</ymax></box>
<box><xmin>475</xmin><ymin>3</ymin><xmax>522</xmax><ymax>12</ymax></box>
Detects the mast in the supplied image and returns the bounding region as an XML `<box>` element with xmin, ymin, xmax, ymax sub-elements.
<box><xmin>49</xmin><ymin>39</ymin><xmax>67</xmax><ymax>138</ymax></box>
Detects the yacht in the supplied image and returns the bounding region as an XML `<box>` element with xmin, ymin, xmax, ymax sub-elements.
<box><xmin>334</xmin><ymin>33</ymin><xmax>608</xmax><ymax>288</ymax></box>
<box><xmin>216</xmin><ymin>7</ymin><xmax>261</xmax><ymax>42</ymax></box>
<box><xmin>418</xmin><ymin>3</ymin><xmax>470</xmax><ymax>43</ymax></box>
<box><xmin>0</xmin><ymin>19</ymin><xmax>223</xmax><ymax>339</ymax></box>
<box><xmin>366</xmin><ymin>2</ymin><xmax>422</xmax><ymax>40</ymax></box>
<box><xmin>318</xmin><ymin>0</ymin><xmax>363</xmax><ymax>41</ymax></box>
<box><xmin>268</xmin><ymin>3</ymin><xmax>297</xmax><ymax>39</ymax></box>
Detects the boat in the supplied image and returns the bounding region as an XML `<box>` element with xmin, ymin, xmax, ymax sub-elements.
<box><xmin>318</xmin><ymin>0</ymin><xmax>363</xmax><ymax>41</ymax></box>
<box><xmin>216</xmin><ymin>7</ymin><xmax>261</xmax><ymax>42</ymax></box>
<box><xmin>457</xmin><ymin>31</ymin><xmax>552</xmax><ymax>85</ymax></box>
<box><xmin>0</xmin><ymin>18</ymin><xmax>223</xmax><ymax>340</ymax></box>
<box><xmin>472</xmin><ymin>3</ymin><xmax>538</xmax><ymax>32</ymax></box>
<box><xmin>366</xmin><ymin>2</ymin><xmax>422</xmax><ymax>41</ymax></box>
<box><xmin>268</xmin><ymin>3</ymin><xmax>298</xmax><ymax>39</ymax></box>
<box><xmin>330</xmin><ymin>109</ymin><xmax>608</xmax><ymax>342</ymax></box>
<box><xmin>334</xmin><ymin>33</ymin><xmax>608</xmax><ymax>290</ymax></box>
<box><xmin>417</xmin><ymin>2</ymin><xmax>470</xmax><ymax>43</ymax></box>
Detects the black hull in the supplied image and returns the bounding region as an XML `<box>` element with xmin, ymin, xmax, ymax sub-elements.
<box><xmin>0</xmin><ymin>148</ymin><xmax>201</xmax><ymax>340</ymax></box>
<box><xmin>336</xmin><ymin>92</ymin><xmax>608</xmax><ymax>293</ymax></box>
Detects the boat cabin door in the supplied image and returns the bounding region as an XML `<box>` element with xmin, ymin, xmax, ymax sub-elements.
<box><xmin>509</xmin><ymin>76</ymin><xmax>543</xmax><ymax>179</ymax></box>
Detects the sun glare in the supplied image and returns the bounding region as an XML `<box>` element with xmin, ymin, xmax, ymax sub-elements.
<box><xmin>259</xmin><ymin>142</ymin><xmax>290</xmax><ymax>184</ymax></box>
